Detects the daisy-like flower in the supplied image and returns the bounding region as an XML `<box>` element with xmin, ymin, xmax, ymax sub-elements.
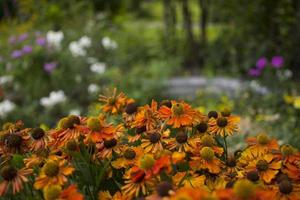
<box><xmin>159</xmin><ymin>101</ymin><xmax>195</xmax><ymax>128</ymax></box>
<box><xmin>190</xmin><ymin>147</ymin><xmax>223</xmax><ymax>174</ymax></box>
<box><xmin>99</xmin><ymin>88</ymin><xmax>128</xmax><ymax>114</ymax></box>
<box><xmin>49</xmin><ymin>115</ymin><xmax>85</xmax><ymax>148</ymax></box>
<box><xmin>246</xmin><ymin>133</ymin><xmax>279</xmax><ymax>155</ymax></box>
<box><xmin>34</xmin><ymin>158</ymin><xmax>74</xmax><ymax>189</ymax></box>
<box><xmin>141</xmin><ymin>131</ymin><xmax>166</xmax><ymax>154</ymax></box>
<box><xmin>26</xmin><ymin>127</ymin><xmax>49</xmax><ymax>151</ymax></box>
<box><xmin>273</xmin><ymin>180</ymin><xmax>300</xmax><ymax>200</ymax></box>
<box><xmin>99</xmin><ymin>191</ymin><xmax>129</xmax><ymax>200</ymax></box>
<box><xmin>165</xmin><ymin>130</ymin><xmax>197</xmax><ymax>153</ymax></box>
<box><xmin>0</xmin><ymin>165</ymin><xmax>32</xmax><ymax>196</ymax></box>
<box><xmin>146</xmin><ymin>181</ymin><xmax>174</xmax><ymax>200</ymax></box>
<box><xmin>84</xmin><ymin>116</ymin><xmax>121</xmax><ymax>143</ymax></box>
<box><xmin>208</xmin><ymin>110</ymin><xmax>240</xmax><ymax>137</ymax></box>
<box><xmin>173</xmin><ymin>171</ymin><xmax>206</xmax><ymax>188</ymax></box>
<box><xmin>111</xmin><ymin>146</ymin><xmax>144</xmax><ymax>169</ymax></box>
<box><xmin>122</xmin><ymin>166</ymin><xmax>155</xmax><ymax>199</ymax></box>
<box><xmin>280</xmin><ymin>145</ymin><xmax>300</xmax><ymax>181</ymax></box>
<box><xmin>196</xmin><ymin>134</ymin><xmax>224</xmax><ymax>156</ymax></box>
<box><xmin>123</xmin><ymin>102</ymin><xmax>139</xmax><ymax>127</ymax></box>
<box><xmin>239</xmin><ymin>149</ymin><xmax>281</xmax><ymax>183</ymax></box>
<box><xmin>133</xmin><ymin>100</ymin><xmax>160</xmax><ymax>131</ymax></box>
<box><xmin>96</xmin><ymin>137</ymin><xmax>123</xmax><ymax>159</ymax></box>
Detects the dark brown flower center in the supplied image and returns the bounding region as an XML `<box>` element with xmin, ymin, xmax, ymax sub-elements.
<box><xmin>176</xmin><ymin>132</ymin><xmax>188</xmax><ymax>144</ymax></box>
<box><xmin>31</xmin><ymin>128</ymin><xmax>45</xmax><ymax>140</ymax></box>
<box><xmin>208</xmin><ymin>111</ymin><xmax>218</xmax><ymax>119</ymax></box>
<box><xmin>125</xmin><ymin>103</ymin><xmax>138</xmax><ymax>114</ymax></box>
<box><xmin>160</xmin><ymin>100</ymin><xmax>172</xmax><ymax>108</ymax></box>
<box><xmin>279</xmin><ymin>180</ymin><xmax>293</xmax><ymax>194</ymax></box>
<box><xmin>124</xmin><ymin>149</ymin><xmax>136</xmax><ymax>160</ymax></box>
<box><xmin>256</xmin><ymin>160</ymin><xmax>269</xmax><ymax>171</ymax></box>
<box><xmin>247</xmin><ymin>170</ymin><xmax>259</xmax><ymax>182</ymax></box>
<box><xmin>136</xmin><ymin>126</ymin><xmax>146</xmax><ymax>134</ymax></box>
<box><xmin>226</xmin><ymin>157</ymin><xmax>236</xmax><ymax>167</ymax></box>
<box><xmin>6</xmin><ymin>133</ymin><xmax>22</xmax><ymax>148</ymax></box>
<box><xmin>156</xmin><ymin>181</ymin><xmax>173</xmax><ymax>197</ymax></box>
<box><xmin>43</xmin><ymin>161</ymin><xmax>59</xmax><ymax>177</ymax></box>
<box><xmin>217</xmin><ymin>117</ymin><xmax>228</xmax><ymax>128</ymax></box>
<box><xmin>149</xmin><ymin>133</ymin><xmax>161</xmax><ymax>143</ymax></box>
<box><xmin>196</xmin><ymin>122</ymin><xmax>208</xmax><ymax>133</ymax></box>
<box><xmin>1</xmin><ymin>165</ymin><xmax>17</xmax><ymax>181</ymax></box>
<box><xmin>104</xmin><ymin>138</ymin><xmax>117</xmax><ymax>148</ymax></box>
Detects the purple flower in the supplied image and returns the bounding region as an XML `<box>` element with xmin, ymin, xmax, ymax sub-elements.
<box><xmin>43</xmin><ymin>62</ymin><xmax>58</xmax><ymax>73</ymax></box>
<box><xmin>271</xmin><ymin>56</ymin><xmax>284</xmax><ymax>68</ymax></box>
<box><xmin>36</xmin><ymin>37</ymin><xmax>46</xmax><ymax>46</ymax></box>
<box><xmin>22</xmin><ymin>45</ymin><xmax>33</xmax><ymax>54</ymax></box>
<box><xmin>11</xmin><ymin>50</ymin><xmax>23</xmax><ymax>58</ymax></box>
<box><xmin>18</xmin><ymin>33</ymin><xmax>28</xmax><ymax>42</ymax></box>
<box><xmin>256</xmin><ymin>57</ymin><xmax>268</xmax><ymax>69</ymax></box>
<box><xmin>248</xmin><ymin>68</ymin><xmax>261</xmax><ymax>77</ymax></box>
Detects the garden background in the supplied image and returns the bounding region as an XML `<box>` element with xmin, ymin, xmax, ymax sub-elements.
<box><xmin>1</xmin><ymin>0</ymin><xmax>300</xmax><ymax>147</ymax></box>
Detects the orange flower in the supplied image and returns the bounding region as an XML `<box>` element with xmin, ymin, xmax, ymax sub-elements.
<box><xmin>173</xmin><ymin>171</ymin><xmax>205</xmax><ymax>188</ymax></box>
<box><xmin>239</xmin><ymin>149</ymin><xmax>281</xmax><ymax>183</ymax></box>
<box><xmin>99</xmin><ymin>88</ymin><xmax>128</xmax><ymax>114</ymax></box>
<box><xmin>0</xmin><ymin>165</ymin><xmax>32</xmax><ymax>196</ymax></box>
<box><xmin>59</xmin><ymin>184</ymin><xmax>84</xmax><ymax>200</ymax></box>
<box><xmin>165</xmin><ymin>131</ymin><xmax>197</xmax><ymax>153</ymax></box>
<box><xmin>190</xmin><ymin>147</ymin><xmax>223</xmax><ymax>174</ymax></box>
<box><xmin>134</xmin><ymin>100</ymin><xmax>159</xmax><ymax>131</ymax></box>
<box><xmin>170</xmin><ymin>187</ymin><xmax>210</xmax><ymax>200</ymax></box>
<box><xmin>34</xmin><ymin>158</ymin><xmax>74</xmax><ymax>189</ymax></box>
<box><xmin>84</xmin><ymin>116</ymin><xmax>123</xmax><ymax>143</ymax></box>
<box><xmin>26</xmin><ymin>127</ymin><xmax>49</xmax><ymax>151</ymax></box>
<box><xmin>208</xmin><ymin>114</ymin><xmax>240</xmax><ymax>137</ymax></box>
<box><xmin>141</xmin><ymin>131</ymin><xmax>165</xmax><ymax>154</ymax></box>
<box><xmin>50</xmin><ymin>115</ymin><xmax>85</xmax><ymax>148</ymax></box>
<box><xmin>246</xmin><ymin>133</ymin><xmax>279</xmax><ymax>154</ymax></box>
<box><xmin>122</xmin><ymin>166</ymin><xmax>155</xmax><ymax>199</ymax></box>
<box><xmin>159</xmin><ymin>101</ymin><xmax>195</xmax><ymax>128</ymax></box>
<box><xmin>273</xmin><ymin>180</ymin><xmax>300</xmax><ymax>200</ymax></box>
<box><xmin>111</xmin><ymin>147</ymin><xmax>144</xmax><ymax>169</ymax></box>
<box><xmin>96</xmin><ymin>137</ymin><xmax>123</xmax><ymax>159</ymax></box>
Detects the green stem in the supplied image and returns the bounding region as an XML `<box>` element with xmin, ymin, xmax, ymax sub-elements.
<box><xmin>223</xmin><ymin>135</ymin><xmax>228</xmax><ymax>161</ymax></box>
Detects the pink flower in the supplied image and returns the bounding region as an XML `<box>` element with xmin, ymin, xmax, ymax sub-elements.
<box><xmin>248</xmin><ymin>68</ymin><xmax>261</xmax><ymax>77</ymax></box>
<box><xmin>256</xmin><ymin>57</ymin><xmax>268</xmax><ymax>69</ymax></box>
<box><xmin>271</xmin><ymin>56</ymin><xmax>284</xmax><ymax>68</ymax></box>
<box><xmin>43</xmin><ymin>62</ymin><xmax>58</xmax><ymax>73</ymax></box>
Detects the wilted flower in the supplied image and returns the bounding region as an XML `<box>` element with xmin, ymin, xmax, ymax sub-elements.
<box><xmin>0</xmin><ymin>100</ymin><xmax>16</xmax><ymax>118</ymax></box>
<box><xmin>271</xmin><ymin>56</ymin><xmax>284</xmax><ymax>68</ymax></box>
<box><xmin>40</xmin><ymin>90</ymin><xmax>66</xmax><ymax>107</ymax></box>
<box><xmin>43</xmin><ymin>62</ymin><xmax>58</xmax><ymax>73</ymax></box>
<box><xmin>90</xmin><ymin>62</ymin><xmax>106</xmax><ymax>74</ymax></box>
<box><xmin>46</xmin><ymin>30</ymin><xmax>64</xmax><ymax>50</ymax></box>
<box><xmin>102</xmin><ymin>36</ymin><xmax>118</xmax><ymax>49</ymax></box>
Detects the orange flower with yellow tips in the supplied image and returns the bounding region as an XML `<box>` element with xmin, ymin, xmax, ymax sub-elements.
<box><xmin>240</xmin><ymin>149</ymin><xmax>281</xmax><ymax>183</ymax></box>
<box><xmin>208</xmin><ymin>110</ymin><xmax>240</xmax><ymax>136</ymax></box>
<box><xmin>273</xmin><ymin>180</ymin><xmax>300</xmax><ymax>200</ymax></box>
<box><xmin>165</xmin><ymin>130</ymin><xmax>197</xmax><ymax>153</ymax></box>
<box><xmin>99</xmin><ymin>88</ymin><xmax>128</xmax><ymax>114</ymax></box>
<box><xmin>34</xmin><ymin>158</ymin><xmax>74</xmax><ymax>189</ymax></box>
<box><xmin>159</xmin><ymin>101</ymin><xmax>195</xmax><ymax>128</ymax></box>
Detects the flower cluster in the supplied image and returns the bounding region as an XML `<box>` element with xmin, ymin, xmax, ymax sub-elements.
<box><xmin>248</xmin><ymin>56</ymin><xmax>286</xmax><ymax>77</ymax></box>
<box><xmin>0</xmin><ymin>89</ymin><xmax>299</xmax><ymax>200</ymax></box>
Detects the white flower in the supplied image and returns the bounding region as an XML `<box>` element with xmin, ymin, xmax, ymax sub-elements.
<box><xmin>69</xmin><ymin>109</ymin><xmax>81</xmax><ymax>116</ymax></box>
<box><xmin>69</xmin><ymin>41</ymin><xmax>87</xmax><ymax>57</ymax></box>
<box><xmin>88</xmin><ymin>84</ymin><xmax>100</xmax><ymax>94</ymax></box>
<box><xmin>0</xmin><ymin>75</ymin><xmax>13</xmax><ymax>85</ymax></box>
<box><xmin>78</xmin><ymin>36</ymin><xmax>92</xmax><ymax>48</ymax></box>
<box><xmin>46</xmin><ymin>30</ymin><xmax>64</xmax><ymax>50</ymax></box>
<box><xmin>40</xmin><ymin>90</ymin><xmax>66</xmax><ymax>108</ymax></box>
<box><xmin>0</xmin><ymin>100</ymin><xmax>16</xmax><ymax>118</ymax></box>
<box><xmin>101</xmin><ymin>36</ymin><xmax>118</xmax><ymax>50</ymax></box>
<box><xmin>90</xmin><ymin>62</ymin><xmax>106</xmax><ymax>74</ymax></box>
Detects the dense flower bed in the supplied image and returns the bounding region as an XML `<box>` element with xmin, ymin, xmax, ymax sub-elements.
<box><xmin>0</xmin><ymin>89</ymin><xmax>299</xmax><ymax>200</ymax></box>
